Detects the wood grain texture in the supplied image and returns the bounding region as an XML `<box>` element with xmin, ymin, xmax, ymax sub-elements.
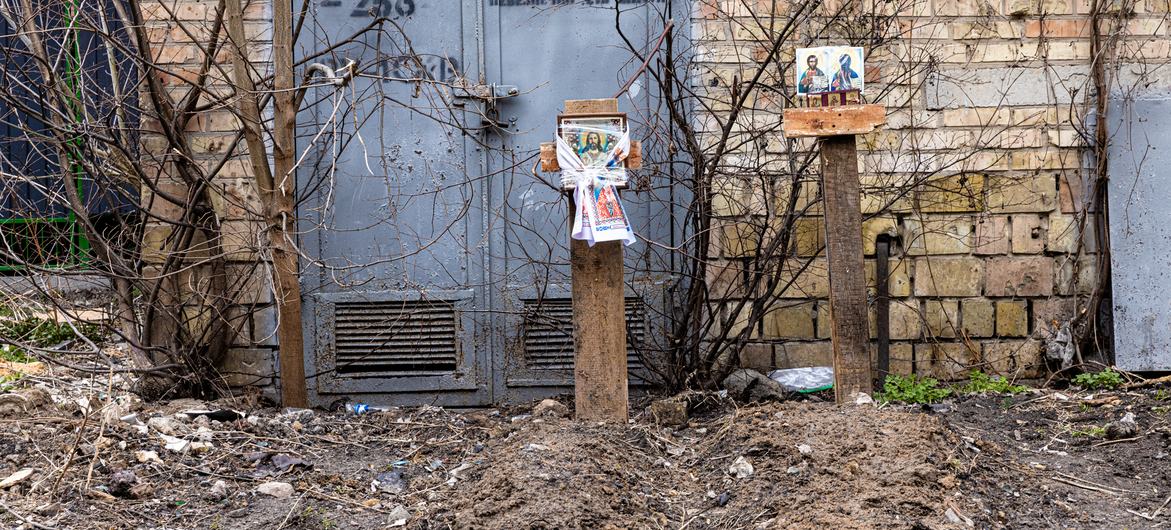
<box><xmin>569</xmin><ymin>201</ymin><xmax>629</xmax><ymax>422</ymax></box>
<box><xmin>540</xmin><ymin>142</ymin><xmax>558</xmax><ymax>171</ymax></box>
<box><xmin>626</xmin><ymin>140</ymin><xmax>642</xmax><ymax>169</ymax></box>
<box><xmin>565</xmin><ymin>98</ymin><xmax>619</xmax><ymax>114</ymax></box>
<box><xmin>561</xmin><ymin>98</ymin><xmax>629</xmax><ymax>421</ymax></box>
<box><xmin>782</xmin><ymin>104</ymin><xmax>886</xmax><ymax>138</ymax></box>
<box><xmin>820</xmin><ymin>136</ymin><xmax>873</xmax><ymax>402</ymax></box>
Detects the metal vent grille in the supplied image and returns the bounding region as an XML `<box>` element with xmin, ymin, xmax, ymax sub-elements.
<box><xmin>333</xmin><ymin>300</ymin><xmax>459</xmax><ymax>374</ymax></box>
<box><xmin>521</xmin><ymin>298</ymin><xmax>647</xmax><ymax>370</ymax></box>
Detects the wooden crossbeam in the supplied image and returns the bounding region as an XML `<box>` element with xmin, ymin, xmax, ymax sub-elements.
<box><xmin>783</xmin><ymin>104</ymin><xmax>885</xmax><ymax>402</ymax></box>
<box><xmin>782</xmin><ymin>104</ymin><xmax>886</xmax><ymax>138</ymax></box>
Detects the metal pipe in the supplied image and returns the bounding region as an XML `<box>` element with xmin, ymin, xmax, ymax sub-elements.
<box><xmin>875</xmin><ymin>236</ymin><xmax>891</xmax><ymax>388</ymax></box>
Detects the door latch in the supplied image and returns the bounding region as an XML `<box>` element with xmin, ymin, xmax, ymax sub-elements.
<box><xmin>452</xmin><ymin>83</ymin><xmax>520</xmax><ymax>101</ymax></box>
<box><xmin>452</xmin><ymin>83</ymin><xmax>520</xmax><ymax>131</ymax></box>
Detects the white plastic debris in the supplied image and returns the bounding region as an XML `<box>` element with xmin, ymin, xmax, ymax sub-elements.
<box><xmin>768</xmin><ymin>367</ymin><xmax>834</xmax><ymax>392</ymax></box>
<box><xmin>160</xmin><ymin>434</ymin><xmax>189</xmax><ymax>453</ymax></box>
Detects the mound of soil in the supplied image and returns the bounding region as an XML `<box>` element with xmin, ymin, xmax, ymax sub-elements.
<box><xmin>0</xmin><ymin>378</ymin><xmax>1167</xmax><ymax>529</ymax></box>
<box><xmin>425</xmin><ymin>403</ymin><xmax>966</xmax><ymax>529</ymax></box>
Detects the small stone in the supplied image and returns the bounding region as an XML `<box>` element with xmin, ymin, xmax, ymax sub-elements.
<box><xmin>1105</xmin><ymin>412</ymin><xmax>1138</xmax><ymax>440</ymax></box>
<box><xmin>129</xmin><ymin>483</ymin><xmax>154</xmax><ymax>499</ymax></box>
<box><xmin>193</xmin><ymin>426</ymin><xmax>214</xmax><ymax>442</ymax></box>
<box><xmin>135</xmin><ymin>451</ymin><xmax>162</xmax><ymax>464</ymax></box>
<box><xmin>374</xmin><ymin>471</ymin><xmax>407</xmax><ymax>494</ymax></box>
<box><xmin>786</xmin><ymin>465</ymin><xmax>803</xmax><ymax>475</ymax></box>
<box><xmin>797</xmin><ymin>444</ymin><xmax>813</xmax><ymax>456</ymax></box>
<box><xmin>532</xmin><ymin>399</ymin><xmax>568</xmax><ymax>418</ymax></box>
<box><xmin>523</xmin><ymin>443</ymin><xmax>549</xmax><ymax>452</ymax></box>
<box><xmin>146</xmin><ymin>416</ymin><xmax>179</xmax><ymax>435</ymax></box>
<box><xmin>649</xmin><ymin>398</ymin><xmax>689</xmax><ymax>427</ymax></box>
<box><xmin>256</xmin><ymin>481</ymin><xmax>295</xmax><ymax>498</ymax></box>
<box><xmin>853</xmin><ymin>392</ymin><xmax>875</xmax><ymax>405</ymax></box>
<box><xmin>108</xmin><ymin>470</ymin><xmax>138</xmax><ymax>498</ymax></box>
<box><xmin>0</xmin><ymin>394</ymin><xmax>29</xmax><ymax>416</ymax></box>
<box><xmin>291</xmin><ymin>420</ymin><xmax>303</xmax><ymax>431</ymax></box>
<box><xmin>387</xmin><ymin>505</ymin><xmax>411</xmax><ymax>527</ymax></box>
<box><xmin>0</xmin><ymin>468</ymin><xmax>34</xmax><ymax>489</ymax></box>
<box><xmin>207</xmin><ymin>480</ymin><xmax>230</xmax><ymax>501</ymax></box>
<box><xmin>281</xmin><ymin>408</ymin><xmax>314</xmax><ymax>423</ymax></box>
<box><xmin>728</xmin><ymin>456</ymin><xmax>754</xmax><ymax>479</ymax></box>
<box><xmin>722</xmin><ymin>369</ymin><xmax>787</xmax><ymax>403</ymax></box>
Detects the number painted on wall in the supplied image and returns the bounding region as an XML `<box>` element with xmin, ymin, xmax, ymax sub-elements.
<box><xmin>318</xmin><ymin>0</ymin><xmax>416</xmax><ymax>18</ymax></box>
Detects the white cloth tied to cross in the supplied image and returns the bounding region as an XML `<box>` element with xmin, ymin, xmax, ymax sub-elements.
<box><xmin>555</xmin><ymin>130</ymin><xmax>636</xmax><ymax>246</ymax></box>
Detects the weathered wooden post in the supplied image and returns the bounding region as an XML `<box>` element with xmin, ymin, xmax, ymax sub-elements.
<box><xmin>782</xmin><ymin>103</ymin><xmax>885</xmax><ymax>403</ymax></box>
<box><xmin>539</xmin><ymin>98</ymin><xmax>641</xmax><ymax>422</ymax></box>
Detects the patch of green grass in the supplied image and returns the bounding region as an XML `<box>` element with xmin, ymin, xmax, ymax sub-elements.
<box><xmin>1072</xmin><ymin>369</ymin><xmax>1124</xmax><ymax>390</ymax></box>
<box><xmin>960</xmin><ymin>371</ymin><xmax>1029</xmax><ymax>394</ymax></box>
<box><xmin>0</xmin><ymin>344</ymin><xmax>32</xmax><ymax>363</ymax></box>
<box><xmin>878</xmin><ymin>374</ymin><xmax>952</xmax><ymax>404</ymax></box>
<box><xmin>1153</xmin><ymin>406</ymin><xmax>1170</xmax><ymax>415</ymax></box>
<box><xmin>0</xmin><ymin>373</ymin><xmax>20</xmax><ymax>392</ymax></box>
<box><xmin>1070</xmin><ymin>426</ymin><xmax>1106</xmax><ymax>438</ymax></box>
<box><xmin>1154</xmin><ymin>389</ymin><xmax>1169</xmax><ymax>401</ymax></box>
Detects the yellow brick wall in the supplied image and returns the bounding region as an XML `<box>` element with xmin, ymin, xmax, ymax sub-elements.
<box><xmin>697</xmin><ymin>0</ymin><xmax>1160</xmax><ymax>379</ymax></box>
<box><xmin>140</xmin><ymin>0</ymin><xmax>276</xmax><ymax>387</ymax></box>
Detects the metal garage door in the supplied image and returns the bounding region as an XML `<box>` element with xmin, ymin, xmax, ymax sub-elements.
<box><xmin>297</xmin><ymin>0</ymin><xmax>676</xmax><ymax>406</ymax></box>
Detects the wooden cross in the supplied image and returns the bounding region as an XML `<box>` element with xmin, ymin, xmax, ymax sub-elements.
<box><xmin>539</xmin><ymin>98</ymin><xmax>641</xmax><ymax>422</ymax></box>
<box><xmin>782</xmin><ymin>103</ymin><xmax>885</xmax><ymax>403</ymax></box>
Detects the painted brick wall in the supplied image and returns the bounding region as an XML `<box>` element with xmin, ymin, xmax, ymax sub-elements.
<box><xmin>140</xmin><ymin>0</ymin><xmax>277</xmax><ymax>390</ymax></box>
<box><xmin>695</xmin><ymin>0</ymin><xmax>1166</xmax><ymax>379</ymax></box>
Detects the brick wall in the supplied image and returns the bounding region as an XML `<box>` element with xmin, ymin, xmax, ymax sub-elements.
<box><xmin>696</xmin><ymin>0</ymin><xmax>1167</xmax><ymax>379</ymax></box>
<box><xmin>140</xmin><ymin>0</ymin><xmax>277</xmax><ymax>390</ymax></box>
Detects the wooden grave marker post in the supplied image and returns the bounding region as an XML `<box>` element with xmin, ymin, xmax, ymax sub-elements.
<box><xmin>538</xmin><ymin>98</ymin><xmax>641</xmax><ymax>422</ymax></box>
<box><xmin>782</xmin><ymin>103</ymin><xmax>885</xmax><ymax>403</ymax></box>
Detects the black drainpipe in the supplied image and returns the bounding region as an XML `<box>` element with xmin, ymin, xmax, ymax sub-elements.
<box><xmin>875</xmin><ymin>235</ymin><xmax>892</xmax><ymax>390</ymax></box>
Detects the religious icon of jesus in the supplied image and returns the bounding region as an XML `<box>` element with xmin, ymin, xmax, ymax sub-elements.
<box><xmin>795</xmin><ymin>46</ymin><xmax>866</xmax><ymax>96</ymax></box>
<box><xmin>558</xmin><ymin>115</ymin><xmax>629</xmax><ymax>169</ymax></box>
<box><xmin>798</xmin><ymin>53</ymin><xmax>828</xmax><ymax>94</ymax></box>
<box><xmin>578</xmin><ymin>131</ymin><xmax>609</xmax><ymax>166</ymax></box>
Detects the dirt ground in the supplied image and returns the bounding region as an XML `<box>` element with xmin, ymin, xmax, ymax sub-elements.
<box><xmin>0</xmin><ymin>373</ymin><xmax>1167</xmax><ymax>529</ymax></box>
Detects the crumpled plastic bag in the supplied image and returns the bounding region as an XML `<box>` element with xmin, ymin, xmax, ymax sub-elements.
<box><xmin>768</xmin><ymin>366</ymin><xmax>834</xmax><ymax>393</ymax></box>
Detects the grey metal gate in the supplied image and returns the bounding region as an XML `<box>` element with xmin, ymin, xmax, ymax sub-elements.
<box><xmin>297</xmin><ymin>0</ymin><xmax>676</xmax><ymax>406</ymax></box>
<box><xmin>1108</xmin><ymin>96</ymin><xmax>1171</xmax><ymax>371</ymax></box>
